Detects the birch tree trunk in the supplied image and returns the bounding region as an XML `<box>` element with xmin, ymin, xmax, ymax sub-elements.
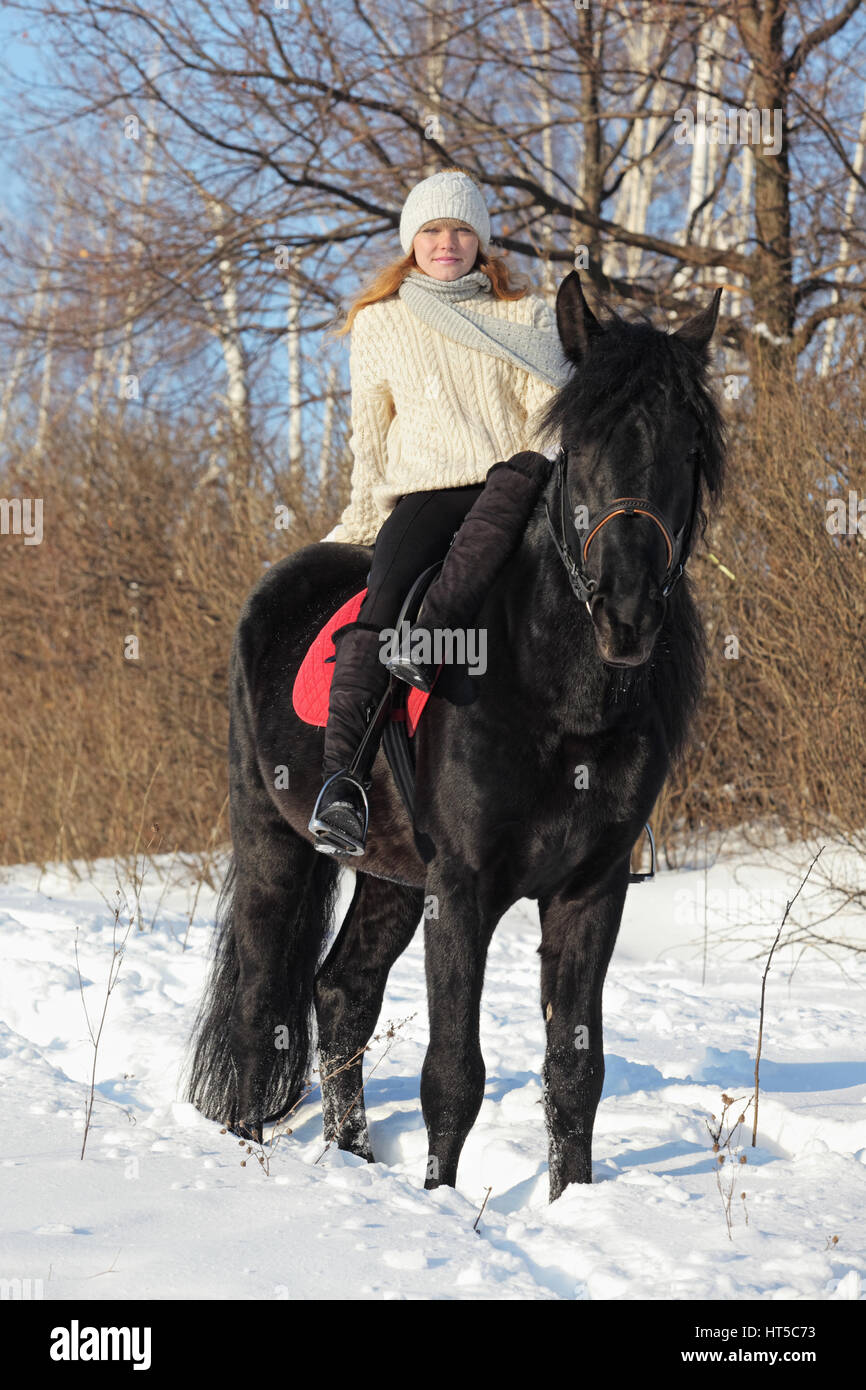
<box><xmin>0</xmin><ymin>245</ymin><xmax>58</xmax><ymax>448</ymax></box>
<box><xmin>611</xmin><ymin>17</ymin><xmax>665</xmax><ymax>283</ymax></box>
<box><xmin>728</xmin><ymin>141</ymin><xmax>754</xmax><ymax>321</ymax></box>
<box><xmin>201</xmin><ymin>194</ymin><xmax>252</xmax><ymax>494</ymax></box>
<box><xmin>671</xmin><ymin>18</ymin><xmax>727</xmax><ymax>296</ymax></box>
<box><xmin>819</xmin><ymin>82</ymin><xmax>866</xmax><ymax>374</ymax></box>
<box><xmin>117</xmin><ymin>109</ymin><xmax>157</xmax><ymax>397</ymax></box>
<box><xmin>318</xmin><ymin>363</ymin><xmax>338</xmax><ymax>498</ymax></box>
<box><xmin>287</xmin><ymin>248</ymin><xmax>302</xmax><ymax>483</ymax></box>
<box><xmin>514</xmin><ymin>3</ymin><xmax>556</xmax><ymax>297</ymax></box>
<box><xmin>88</xmin><ymin>213</ymin><xmax>116</xmax><ymax>446</ymax></box>
<box><xmin>34</xmin><ymin>286</ymin><xmax>60</xmax><ymax>465</ymax></box>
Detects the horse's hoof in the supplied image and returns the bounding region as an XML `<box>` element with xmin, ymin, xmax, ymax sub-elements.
<box><xmin>330</xmin><ymin>1134</ymin><xmax>374</xmax><ymax>1163</ymax></box>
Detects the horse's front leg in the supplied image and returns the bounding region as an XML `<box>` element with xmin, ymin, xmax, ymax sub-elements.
<box><xmin>420</xmin><ymin>864</ymin><xmax>498</xmax><ymax>1191</ymax></box>
<box><xmin>539</xmin><ymin>864</ymin><xmax>630</xmax><ymax>1201</ymax></box>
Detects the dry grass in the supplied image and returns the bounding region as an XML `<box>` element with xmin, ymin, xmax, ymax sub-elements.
<box><xmin>655</xmin><ymin>369</ymin><xmax>866</xmax><ymax>859</ymax></box>
<box><xmin>0</xmin><ymin>414</ymin><xmax>332</xmax><ymax>864</ymax></box>
<box><xmin>1</xmin><ymin>370</ymin><xmax>864</xmax><ymax>867</ymax></box>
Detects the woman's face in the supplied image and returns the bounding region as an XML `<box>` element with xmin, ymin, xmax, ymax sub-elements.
<box><xmin>412</xmin><ymin>219</ymin><xmax>480</xmax><ymax>280</ymax></box>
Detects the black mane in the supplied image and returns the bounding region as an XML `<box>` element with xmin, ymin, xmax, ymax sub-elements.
<box><xmin>536</xmin><ymin>308</ymin><xmax>727</xmax><ymax>548</ymax></box>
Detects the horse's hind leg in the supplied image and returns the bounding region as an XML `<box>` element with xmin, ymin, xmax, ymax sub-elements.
<box><xmin>314</xmin><ymin>874</ymin><xmax>424</xmax><ymax>1161</ymax></box>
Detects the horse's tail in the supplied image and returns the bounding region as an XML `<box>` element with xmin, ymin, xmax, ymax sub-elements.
<box><xmin>184</xmin><ymin>842</ymin><xmax>341</xmax><ymax>1133</ymax></box>
<box><xmin>184</xmin><ymin>568</ymin><xmax>346</xmax><ymax>1134</ymax></box>
<box><xmin>183</xmin><ymin>854</ymin><xmax>243</xmax><ymax>1126</ymax></box>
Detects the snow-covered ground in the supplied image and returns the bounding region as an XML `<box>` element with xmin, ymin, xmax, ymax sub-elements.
<box><xmin>1</xmin><ymin>834</ymin><xmax>865</xmax><ymax>1302</ymax></box>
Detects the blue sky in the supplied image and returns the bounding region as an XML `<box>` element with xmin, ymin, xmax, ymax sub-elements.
<box><xmin>0</xmin><ymin>7</ymin><xmax>50</xmax><ymax>221</ymax></box>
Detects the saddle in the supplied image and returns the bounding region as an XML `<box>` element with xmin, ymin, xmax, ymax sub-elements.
<box><xmin>292</xmin><ymin>562</ymin><xmax>443</xmax><ymax>820</ymax></box>
<box><xmin>292</xmin><ymin>588</ymin><xmax>431</xmax><ymax>737</ymax></box>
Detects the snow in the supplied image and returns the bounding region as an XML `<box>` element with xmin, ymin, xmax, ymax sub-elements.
<box><xmin>1</xmin><ymin>836</ymin><xmax>865</xmax><ymax>1302</ymax></box>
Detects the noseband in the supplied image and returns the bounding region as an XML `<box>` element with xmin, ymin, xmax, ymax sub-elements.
<box><xmin>544</xmin><ymin>444</ymin><xmax>700</xmax><ymax>610</ymax></box>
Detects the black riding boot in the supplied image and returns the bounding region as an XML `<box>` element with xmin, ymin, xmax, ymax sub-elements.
<box><xmin>308</xmin><ymin>622</ymin><xmax>391</xmax><ymax>856</ymax></box>
<box><xmin>386</xmin><ymin>451</ymin><xmax>552</xmax><ymax>690</ymax></box>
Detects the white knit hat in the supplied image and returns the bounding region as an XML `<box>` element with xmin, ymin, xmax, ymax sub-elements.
<box><xmin>399</xmin><ymin>170</ymin><xmax>491</xmax><ymax>256</ymax></box>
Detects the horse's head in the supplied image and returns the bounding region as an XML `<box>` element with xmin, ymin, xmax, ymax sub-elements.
<box><xmin>538</xmin><ymin>273</ymin><xmax>726</xmax><ymax>667</ymax></box>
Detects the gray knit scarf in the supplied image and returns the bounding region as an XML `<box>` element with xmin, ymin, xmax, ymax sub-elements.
<box><xmin>397</xmin><ymin>268</ymin><xmax>572</xmax><ymax>390</ymax></box>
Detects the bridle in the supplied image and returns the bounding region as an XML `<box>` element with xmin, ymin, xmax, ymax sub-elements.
<box><xmin>541</xmin><ymin>441</ymin><xmax>701</xmax><ymax>886</ymax></box>
<box><xmin>544</xmin><ymin>443</ymin><xmax>701</xmax><ymax>611</ymax></box>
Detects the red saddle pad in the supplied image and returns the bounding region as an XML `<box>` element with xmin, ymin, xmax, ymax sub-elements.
<box><xmin>292</xmin><ymin>588</ymin><xmax>431</xmax><ymax>737</ymax></box>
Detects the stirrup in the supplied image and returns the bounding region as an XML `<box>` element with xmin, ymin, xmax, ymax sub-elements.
<box><xmin>308</xmin><ymin>771</ymin><xmax>370</xmax><ymax>857</ymax></box>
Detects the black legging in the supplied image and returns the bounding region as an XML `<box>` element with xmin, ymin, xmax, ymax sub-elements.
<box><xmin>355</xmin><ymin>483</ymin><xmax>484</xmax><ymax>630</ymax></box>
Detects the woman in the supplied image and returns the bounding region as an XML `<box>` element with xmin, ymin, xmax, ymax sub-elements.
<box><xmin>309</xmin><ymin>168</ymin><xmax>570</xmax><ymax>855</ymax></box>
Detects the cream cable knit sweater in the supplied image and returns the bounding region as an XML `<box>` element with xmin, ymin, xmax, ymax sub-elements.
<box><xmin>324</xmin><ymin>291</ymin><xmax>562</xmax><ymax>545</ymax></box>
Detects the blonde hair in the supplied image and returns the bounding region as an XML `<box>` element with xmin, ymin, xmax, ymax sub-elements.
<box><xmin>328</xmin><ymin>169</ymin><xmax>531</xmax><ymax>341</ymax></box>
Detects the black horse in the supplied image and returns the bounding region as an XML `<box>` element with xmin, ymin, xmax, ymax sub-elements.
<box><xmin>185</xmin><ymin>273</ymin><xmax>726</xmax><ymax>1202</ymax></box>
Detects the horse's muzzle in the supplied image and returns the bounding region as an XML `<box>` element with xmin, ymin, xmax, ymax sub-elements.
<box><xmin>590</xmin><ymin>592</ymin><xmax>663</xmax><ymax>667</ymax></box>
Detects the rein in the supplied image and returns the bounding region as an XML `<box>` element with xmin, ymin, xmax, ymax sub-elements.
<box><xmin>544</xmin><ymin>444</ymin><xmax>700</xmax><ymax>610</ymax></box>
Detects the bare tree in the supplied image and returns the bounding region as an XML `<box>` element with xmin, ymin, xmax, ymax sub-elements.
<box><xmin>3</xmin><ymin>0</ymin><xmax>866</xmax><ymax>463</ymax></box>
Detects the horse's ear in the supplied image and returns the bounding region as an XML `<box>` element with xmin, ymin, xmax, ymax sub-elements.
<box><xmin>673</xmin><ymin>288</ymin><xmax>722</xmax><ymax>354</ymax></box>
<box><xmin>556</xmin><ymin>271</ymin><xmax>604</xmax><ymax>361</ymax></box>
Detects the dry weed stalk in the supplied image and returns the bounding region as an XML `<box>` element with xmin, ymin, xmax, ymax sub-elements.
<box><xmin>707</xmin><ymin>1092</ymin><xmax>753</xmax><ymax>1240</ymax></box>
<box><xmin>752</xmin><ymin>847</ymin><xmax>824</xmax><ymax>1147</ymax></box>
<box><xmin>76</xmin><ymin>819</ymin><xmax>165</xmax><ymax>1157</ymax></box>
<box><xmin>75</xmin><ymin>890</ymin><xmax>134</xmax><ymax>1159</ymax></box>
